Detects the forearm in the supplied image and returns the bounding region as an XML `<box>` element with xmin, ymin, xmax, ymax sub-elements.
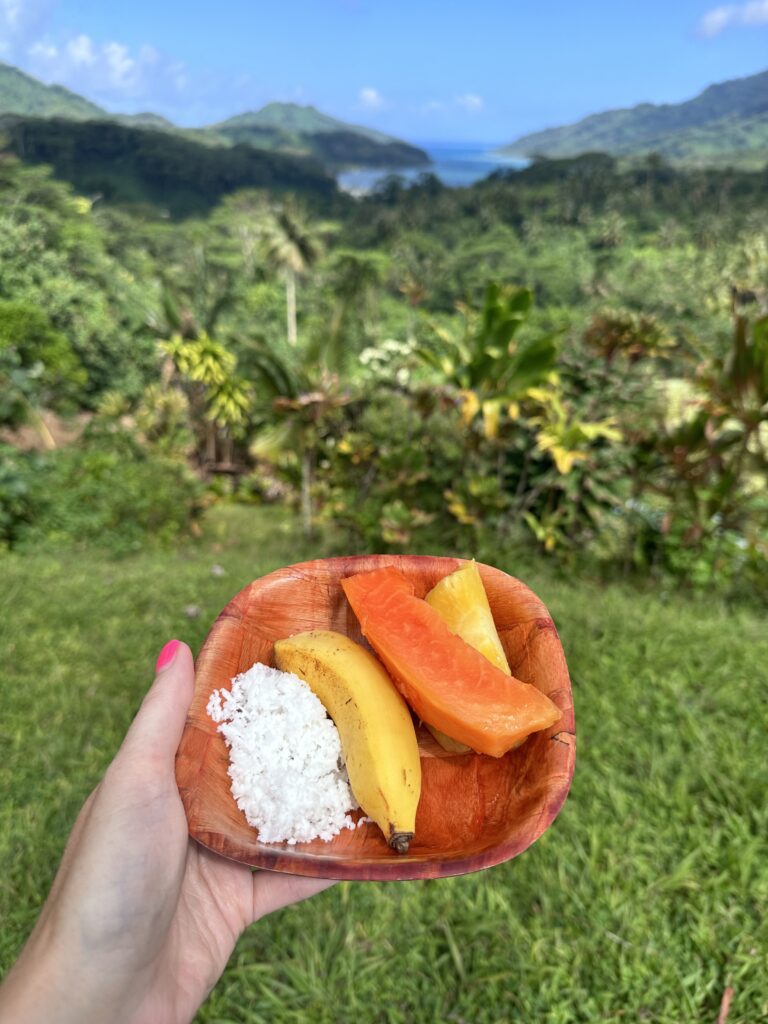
<box><xmin>0</xmin><ymin>919</ymin><xmax>142</xmax><ymax>1024</ymax></box>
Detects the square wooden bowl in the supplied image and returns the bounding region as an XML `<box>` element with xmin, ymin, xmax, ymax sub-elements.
<box><xmin>175</xmin><ymin>555</ymin><xmax>575</xmax><ymax>881</ymax></box>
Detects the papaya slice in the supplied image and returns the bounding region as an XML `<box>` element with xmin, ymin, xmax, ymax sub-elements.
<box><xmin>341</xmin><ymin>566</ymin><xmax>561</xmax><ymax>758</ymax></box>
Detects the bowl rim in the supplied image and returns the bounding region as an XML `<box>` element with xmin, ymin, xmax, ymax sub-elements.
<box><xmin>176</xmin><ymin>553</ymin><xmax>576</xmax><ymax>881</ymax></box>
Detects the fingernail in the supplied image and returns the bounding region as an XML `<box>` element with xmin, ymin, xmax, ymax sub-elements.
<box><xmin>155</xmin><ymin>639</ymin><xmax>181</xmax><ymax>673</ymax></box>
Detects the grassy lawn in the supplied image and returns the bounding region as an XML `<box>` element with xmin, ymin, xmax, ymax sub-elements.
<box><xmin>1</xmin><ymin>506</ymin><xmax>767</xmax><ymax>1023</ymax></box>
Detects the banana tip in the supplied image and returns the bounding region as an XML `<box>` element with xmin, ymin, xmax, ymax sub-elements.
<box><xmin>389</xmin><ymin>831</ymin><xmax>414</xmax><ymax>855</ymax></box>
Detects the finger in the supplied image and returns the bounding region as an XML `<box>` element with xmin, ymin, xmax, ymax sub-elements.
<box><xmin>251</xmin><ymin>872</ymin><xmax>337</xmax><ymax>923</ymax></box>
<box><xmin>119</xmin><ymin>640</ymin><xmax>195</xmax><ymax>767</ymax></box>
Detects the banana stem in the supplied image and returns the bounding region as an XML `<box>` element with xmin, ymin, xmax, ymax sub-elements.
<box><xmin>389</xmin><ymin>831</ymin><xmax>413</xmax><ymax>855</ymax></box>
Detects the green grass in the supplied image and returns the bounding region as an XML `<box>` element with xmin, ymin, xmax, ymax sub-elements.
<box><xmin>1</xmin><ymin>506</ymin><xmax>767</xmax><ymax>1022</ymax></box>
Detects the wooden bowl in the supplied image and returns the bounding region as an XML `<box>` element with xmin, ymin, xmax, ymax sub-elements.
<box><xmin>175</xmin><ymin>555</ymin><xmax>575</xmax><ymax>881</ymax></box>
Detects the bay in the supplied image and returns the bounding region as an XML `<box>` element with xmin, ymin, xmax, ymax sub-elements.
<box><xmin>337</xmin><ymin>141</ymin><xmax>529</xmax><ymax>194</ymax></box>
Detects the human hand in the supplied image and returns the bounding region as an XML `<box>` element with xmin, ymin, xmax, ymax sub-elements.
<box><xmin>0</xmin><ymin>640</ymin><xmax>335</xmax><ymax>1024</ymax></box>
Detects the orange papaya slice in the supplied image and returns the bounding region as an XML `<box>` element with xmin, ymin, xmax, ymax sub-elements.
<box><xmin>341</xmin><ymin>566</ymin><xmax>560</xmax><ymax>758</ymax></box>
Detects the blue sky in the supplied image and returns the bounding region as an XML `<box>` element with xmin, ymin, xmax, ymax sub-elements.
<box><xmin>1</xmin><ymin>0</ymin><xmax>766</xmax><ymax>140</ymax></box>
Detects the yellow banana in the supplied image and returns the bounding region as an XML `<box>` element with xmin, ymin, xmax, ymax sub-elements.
<box><xmin>274</xmin><ymin>630</ymin><xmax>421</xmax><ymax>853</ymax></box>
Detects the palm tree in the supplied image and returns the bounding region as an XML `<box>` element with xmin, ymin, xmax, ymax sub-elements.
<box><xmin>321</xmin><ymin>249</ymin><xmax>388</xmax><ymax>368</ymax></box>
<box><xmin>248</xmin><ymin>339</ymin><xmax>350</xmax><ymax>537</ymax></box>
<box><xmin>160</xmin><ymin>332</ymin><xmax>251</xmax><ymax>469</ymax></box>
<box><xmin>399</xmin><ymin>272</ymin><xmax>427</xmax><ymax>343</ymax></box>
<box><xmin>259</xmin><ymin>198</ymin><xmax>331</xmax><ymax>346</ymax></box>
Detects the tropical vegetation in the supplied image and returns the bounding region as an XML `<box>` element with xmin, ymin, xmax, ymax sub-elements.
<box><xmin>1</xmin><ymin>84</ymin><xmax>767</xmax><ymax>1023</ymax></box>
<box><xmin>0</xmin><ymin>143</ymin><xmax>766</xmax><ymax>597</ymax></box>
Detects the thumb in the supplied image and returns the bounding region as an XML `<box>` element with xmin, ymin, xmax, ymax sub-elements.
<box><xmin>120</xmin><ymin>640</ymin><xmax>195</xmax><ymax>766</ymax></box>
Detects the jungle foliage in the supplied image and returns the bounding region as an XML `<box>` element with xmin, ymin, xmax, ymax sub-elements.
<box><xmin>0</xmin><ymin>151</ymin><xmax>766</xmax><ymax>595</ymax></box>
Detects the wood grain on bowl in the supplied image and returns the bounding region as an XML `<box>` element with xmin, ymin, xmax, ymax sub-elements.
<box><xmin>175</xmin><ymin>555</ymin><xmax>575</xmax><ymax>881</ymax></box>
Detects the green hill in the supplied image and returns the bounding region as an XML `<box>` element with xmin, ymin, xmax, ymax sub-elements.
<box><xmin>501</xmin><ymin>68</ymin><xmax>768</xmax><ymax>165</ymax></box>
<box><xmin>115</xmin><ymin>112</ymin><xmax>177</xmax><ymax>131</ymax></box>
<box><xmin>0</xmin><ymin>63</ymin><xmax>429</xmax><ymax>171</ymax></box>
<box><xmin>0</xmin><ymin>116</ymin><xmax>335</xmax><ymax>216</ymax></box>
<box><xmin>216</xmin><ymin>102</ymin><xmax>395</xmax><ymax>143</ymax></box>
<box><xmin>0</xmin><ymin>62</ymin><xmax>105</xmax><ymax>120</ymax></box>
<box><xmin>211</xmin><ymin>102</ymin><xmax>429</xmax><ymax>168</ymax></box>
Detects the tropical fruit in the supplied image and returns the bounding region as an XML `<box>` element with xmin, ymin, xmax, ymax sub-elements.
<box><xmin>274</xmin><ymin>629</ymin><xmax>421</xmax><ymax>853</ymax></box>
<box><xmin>424</xmin><ymin>561</ymin><xmax>511</xmax><ymax>752</ymax></box>
<box><xmin>341</xmin><ymin>567</ymin><xmax>560</xmax><ymax>757</ymax></box>
<box><xmin>425</xmin><ymin>561</ymin><xmax>510</xmax><ymax>673</ymax></box>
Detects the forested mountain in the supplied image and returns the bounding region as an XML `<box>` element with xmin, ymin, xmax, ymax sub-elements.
<box><xmin>0</xmin><ymin>63</ymin><xmax>105</xmax><ymax>119</ymax></box>
<box><xmin>212</xmin><ymin>102</ymin><xmax>429</xmax><ymax>167</ymax></box>
<box><xmin>217</xmin><ymin>102</ymin><xmax>394</xmax><ymax>141</ymax></box>
<box><xmin>0</xmin><ymin>116</ymin><xmax>335</xmax><ymax>215</ymax></box>
<box><xmin>501</xmin><ymin>68</ymin><xmax>768</xmax><ymax>164</ymax></box>
<box><xmin>0</xmin><ymin>65</ymin><xmax>427</xmax><ymax>169</ymax></box>
<box><xmin>116</xmin><ymin>112</ymin><xmax>177</xmax><ymax>130</ymax></box>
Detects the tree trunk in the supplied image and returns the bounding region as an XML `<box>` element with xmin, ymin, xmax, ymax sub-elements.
<box><xmin>205</xmin><ymin>422</ymin><xmax>217</xmax><ymax>465</ymax></box>
<box><xmin>300</xmin><ymin>446</ymin><xmax>313</xmax><ymax>537</ymax></box>
<box><xmin>22</xmin><ymin>398</ymin><xmax>57</xmax><ymax>451</ymax></box>
<box><xmin>286</xmin><ymin>267</ymin><xmax>298</xmax><ymax>347</ymax></box>
<box><xmin>407</xmin><ymin>308</ymin><xmax>415</xmax><ymax>345</ymax></box>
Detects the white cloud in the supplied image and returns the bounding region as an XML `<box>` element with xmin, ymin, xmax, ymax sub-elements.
<box><xmin>1</xmin><ymin>1</ymin><xmax>21</xmax><ymax>30</ymax></box>
<box><xmin>28</xmin><ymin>39</ymin><xmax>58</xmax><ymax>60</ymax></box>
<box><xmin>0</xmin><ymin>0</ymin><xmax>24</xmax><ymax>30</ymax></box>
<box><xmin>0</xmin><ymin>0</ymin><xmax>52</xmax><ymax>47</ymax></box>
<box><xmin>102</xmin><ymin>41</ymin><xmax>135</xmax><ymax>86</ymax></box>
<box><xmin>167</xmin><ymin>61</ymin><xmax>189</xmax><ymax>92</ymax></box>
<box><xmin>700</xmin><ymin>6</ymin><xmax>734</xmax><ymax>34</ymax></box>
<box><xmin>455</xmin><ymin>93</ymin><xmax>484</xmax><ymax>112</ymax></box>
<box><xmin>699</xmin><ymin>0</ymin><xmax>768</xmax><ymax>35</ymax></box>
<box><xmin>67</xmin><ymin>33</ymin><xmax>95</xmax><ymax>66</ymax></box>
<box><xmin>0</xmin><ymin>2</ymin><xmax>213</xmax><ymax>121</ymax></box>
<box><xmin>23</xmin><ymin>30</ymin><xmax>192</xmax><ymax>104</ymax></box>
<box><xmin>742</xmin><ymin>0</ymin><xmax>768</xmax><ymax>21</ymax></box>
<box><xmin>0</xmin><ymin>6</ymin><xmax>312</xmax><ymax>125</ymax></box>
<box><xmin>359</xmin><ymin>86</ymin><xmax>384</xmax><ymax>109</ymax></box>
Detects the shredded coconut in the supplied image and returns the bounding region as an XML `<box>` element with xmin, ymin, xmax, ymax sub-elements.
<box><xmin>207</xmin><ymin>662</ymin><xmax>357</xmax><ymax>844</ymax></box>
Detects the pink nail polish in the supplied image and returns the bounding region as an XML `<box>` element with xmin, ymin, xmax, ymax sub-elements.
<box><xmin>155</xmin><ymin>639</ymin><xmax>181</xmax><ymax>673</ymax></box>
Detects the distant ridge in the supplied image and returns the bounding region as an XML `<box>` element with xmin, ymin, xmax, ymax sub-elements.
<box><xmin>501</xmin><ymin>69</ymin><xmax>768</xmax><ymax>165</ymax></box>
<box><xmin>0</xmin><ymin>115</ymin><xmax>335</xmax><ymax>215</ymax></box>
<box><xmin>116</xmin><ymin>112</ymin><xmax>176</xmax><ymax>130</ymax></box>
<box><xmin>0</xmin><ymin>64</ymin><xmax>428</xmax><ymax>170</ymax></box>
<box><xmin>0</xmin><ymin>62</ymin><xmax>105</xmax><ymax>119</ymax></box>
<box><xmin>214</xmin><ymin>102</ymin><xmax>396</xmax><ymax>144</ymax></box>
<box><xmin>210</xmin><ymin>102</ymin><xmax>429</xmax><ymax>168</ymax></box>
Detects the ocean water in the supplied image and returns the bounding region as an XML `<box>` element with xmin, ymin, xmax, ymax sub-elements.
<box><xmin>337</xmin><ymin>142</ymin><xmax>528</xmax><ymax>194</ymax></box>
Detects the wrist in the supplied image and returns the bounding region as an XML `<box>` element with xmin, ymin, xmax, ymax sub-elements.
<box><xmin>0</xmin><ymin>918</ymin><xmax>139</xmax><ymax>1024</ymax></box>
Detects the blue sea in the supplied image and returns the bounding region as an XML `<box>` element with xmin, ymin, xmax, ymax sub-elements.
<box><xmin>337</xmin><ymin>141</ymin><xmax>528</xmax><ymax>194</ymax></box>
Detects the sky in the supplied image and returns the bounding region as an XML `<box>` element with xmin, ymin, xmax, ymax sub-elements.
<box><xmin>1</xmin><ymin>0</ymin><xmax>767</xmax><ymax>141</ymax></box>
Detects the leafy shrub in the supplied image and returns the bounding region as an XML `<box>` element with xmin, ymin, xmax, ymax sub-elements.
<box><xmin>625</xmin><ymin>497</ymin><xmax>768</xmax><ymax>601</ymax></box>
<box><xmin>0</xmin><ymin>444</ymin><xmax>40</xmax><ymax>547</ymax></box>
<box><xmin>317</xmin><ymin>391</ymin><xmax>466</xmax><ymax>550</ymax></box>
<box><xmin>7</xmin><ymin>428</ymin><xmax>202</xmax><ymax>553</ymax></box>
<box><xmin>0</xmin><ymin>300</ymin><xmax>86</xmax><ymax>428</ymax></box>
<box><xmin>627</xmin><ymin>311</ymin><xmax>768</xmax><ymax>594</ymax></box>
<box><xmin>0</xmin><ymin>164</ymin><xmax>157</xmax><ymax>403</ymax></box>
